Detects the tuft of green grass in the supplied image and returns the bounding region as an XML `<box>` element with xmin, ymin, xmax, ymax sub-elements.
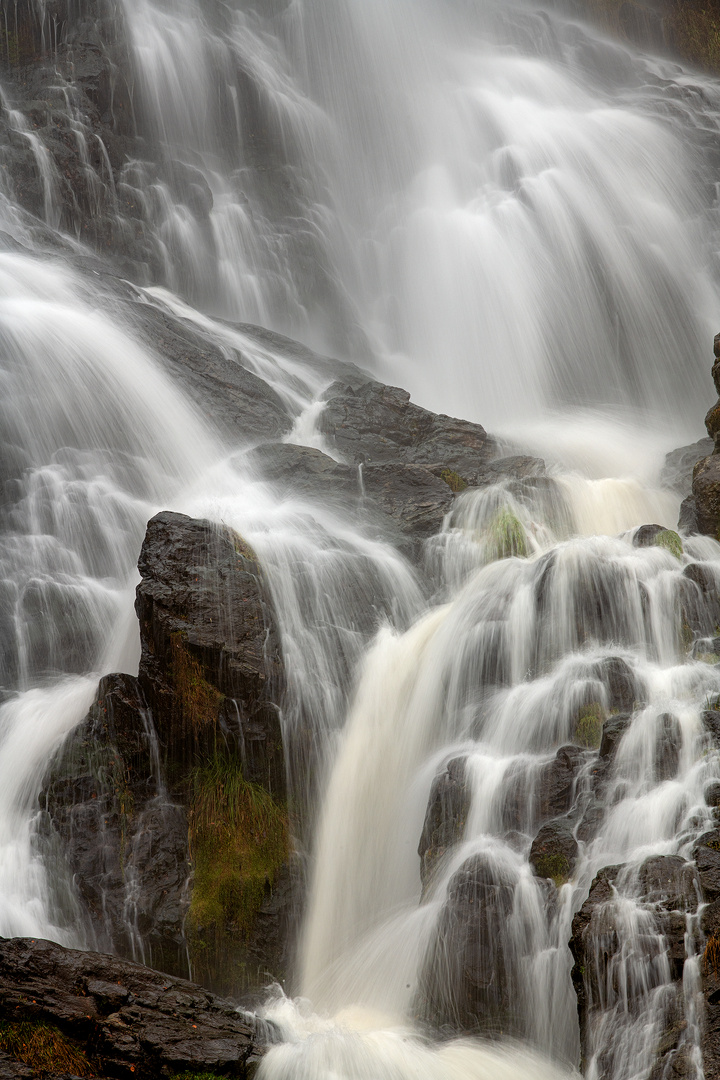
<box><xmin>187</xmin><ymin>752</ymin><xmax>288</xmax><ymax>938</ymax></box>
<box><xmin>486</xmin><ymin>508</ymin><xmax>528</xmax><ymax>561</ymax></box>
<box><xmin>0</xmin><ymin>1021</ymin><xmax>94</xmax><ymax>1076</ymax></box>
<box><xmin>574</xmin><ymin>702</ymin><xmax>604</xmax><ymax>749</ymax></box>
<box><xmin>654</xmin><ymin>529</ymin><xmax>683</xmax><ymax>560</ymax></box>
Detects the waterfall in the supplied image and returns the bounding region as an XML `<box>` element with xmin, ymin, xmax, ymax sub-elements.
<box><xmin>2</xmin><ymin>0</ymin><xmax>720</xmax><ymax>1078</ymax></box>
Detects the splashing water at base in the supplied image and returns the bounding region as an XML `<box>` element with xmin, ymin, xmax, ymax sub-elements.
<box><xmin>259</xmin><ymin>995</ymin><xmax>579</xmax><ymax>1080</ymax></box>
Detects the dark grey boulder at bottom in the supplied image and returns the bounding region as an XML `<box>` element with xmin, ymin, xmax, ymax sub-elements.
<box><xmin>0</xmin><ymin>936</ymin><xmax>274</xmax><ymax>1079</ymax></box>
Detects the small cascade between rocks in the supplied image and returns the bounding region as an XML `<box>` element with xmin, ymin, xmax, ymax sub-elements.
<box><xmin>3</xmin><ymin>0</ymin><xmax>720</xmax><ymax>1078</ymax></box>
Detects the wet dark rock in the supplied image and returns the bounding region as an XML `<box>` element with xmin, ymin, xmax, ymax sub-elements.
<box><xmin>418</xmin><ymin>757</ymin><xmax>470</xmax><ymax>890</ymax></box>
<box><xmin>474</xmin><ymin>455</ymin><xmax>548</xmax><ymax>483</ymax></box>
<box><xmin>595</xmin><ymin>656</ymin><xmax>641</xmax><ymax>713</ymax></box>
<box><xmin>706</xmin><ymin>782</ymin><xmax>720</xmax><ymax>808</ymax></box>
<box><xmin>693</xmin><ymin>829</ymin><xmax>720</xmax><ymax>902</ymax></box>
<box><xmin>570</xmin><ymin>858</ymin><xmax>698</xmax><ymax>1074</ymax></box>
<box><xmin>0</xmin><ymin>1050</ymin><xmax>33</xmax><ymax>1079</ymax></box>
<box><xmin>529</xmin><ymin>817</ymin><xmax>578</xmax><ymax>884</ymax></box>
<box><xmin>249</xmin><ymin>441</ymin><xmax>454</xmax><ymax>544</ymax></box>
<box><xmin>361</xmin><ymin>462</ymin><xmax>454</xmax><ymax>540</ymax></box>
<box><xmin>533</xmin><ymin>744</ymin><xmax>587</xmax><ymax>821</ymax></box>
<box><xmin>0</xmin><ymin>936</ymin><xmax>272</xmax><ymax>1079</ymax></box>
<box><xmin>681</xmin><ymin>562</ymin><xmax>720</xmax><ymax>639</ymax></box>
<box><xmin>135</xmin><ymin>511</ymin><xmax>285</xmax><ymax>794</ymax></box>
<box><xmin>39</xmin><ymin>673</ymin><xmax>192</xmax><ymax>978</ymax></box>
<box><xmin>575</xmin><ymin>797</ymin><xmax>605</xmax><ymax>843</ymax></box>
<box><xmin>662</xmin><ymin>438</ymin><xmax>714</xmax><ymax>497</ymax></box>
<box><xmin>633</xmin><ymin>523</ymin><xmax>667</xmax><ymax>547</ymax></box>
<box><xmin>655</xmin><ymin>713</ymin><xmax>681</xmax><ymax>782</ymax></box>
<box><xmin>599</xmin><ymin>713</ymin><xmax>632</xmax><ymax>760</ymax></box>
<box><xmin>416</xmin><ymin>853</ymin><xmax>518</xmax><ymax>1035</ymax></box>
<box><xmin>677</xmin><ymin>494</ymin><xmax>699</xmax><ymax>534</ymax></box>
<box><xmin>319</xmin><ymin>381</ymin><xmax>496</xmax><ymax>482</ymax></box>
<box><xmin>131</xmin><ymin>302</ymin><xmax>292</xmax><ymax>445</ymax></box>
<box><xmin>637</xmin><ymin>855</ymin><xmax>698</xmax><ymax>912</ymax></box>
<box><xmin>703</xmin><ymin>710</ymin><xmax>720</xmax><ymax>747</ymax></box>
<box><xmin>693</xmin><ymin>453</ymin><xmax>720</xmax><ymax>536</ymax></box>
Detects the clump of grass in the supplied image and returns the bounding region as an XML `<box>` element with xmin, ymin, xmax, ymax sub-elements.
<box><xmin>170</xmin><ymin>633</ymin><xmax>224</xmax><ymax>731</ymax></box>
<box><xmin>440</xmin><ymin>469</ymin><xmax>468</xmax><ymax>493</ymax></box>
<box><xmin>574</xmin><ymin>702</ymin><xmax>604</xmax><ymax>749</ymax></box>
<box><xmin>704</xmin><ymin>933</ymin><xmax>720</xmax><ymax>975</ymax></box>
<box><xmin>187</xmin><ymin>752</ymin><xmax>288</xmax><ymax>938</ymax></box>
<box><xmin>0</xmin><ymin>1021</ymin><xmax>93</xmax><ymax>1076</ymax></box>
<box><xmin>486</xmin><ymin>508</ymin><xmax>528</xmax><ymax>561</ymax></box>
<box><xmin>654</xmin><ymin>529</ymin><xmax>683</xmax><ymax>560</ymax></box>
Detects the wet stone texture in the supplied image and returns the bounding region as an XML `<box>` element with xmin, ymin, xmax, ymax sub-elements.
<box><xmin>135</xmin><ymin>511</ymin><xmax>285</xmax><ymax>794</ymax></box>
<box><xmin>39</xmin><ymin>673</ymin><xmax>192</xmax><ymax>979</ymax></box>
<box><xmin>415</xmin><ymin>853</ymin><xmax>518</xmax><ymax>1035</ymax></box>
<box><xmin>0</xmin><ymin>936</ymin><xmax>274</xmax><ymax>1078</ymax></box>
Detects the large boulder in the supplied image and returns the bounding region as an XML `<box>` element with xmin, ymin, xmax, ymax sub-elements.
<box><xmin>0</xmin><ymin>936</ymin><xmax>274</xmax><ymax>1078</ymax></box>
<box><xmin>135</xmin><ymin>511</ymin><xmax>285</xmax><ymax>794</ymax></box>
<box><xmin>415</xmin><ymin>853</ymin><xmax>518</xmax><ymax>1034</ymax></box>
<box><xmin>529</xmin><ymin>817</ymin><xmax>578</xmax><ymax>886</ymax></box>
<box><xmin>318</xmin><ymin>381</ymin><xmax>496</xmax><ymax>482</ymax></box>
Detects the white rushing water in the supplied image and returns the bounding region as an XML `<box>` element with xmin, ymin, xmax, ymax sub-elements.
<box><xmin>2</xmin><ymin>1</ymin><xmax>720</xmax><ymax>1078</ymax></box>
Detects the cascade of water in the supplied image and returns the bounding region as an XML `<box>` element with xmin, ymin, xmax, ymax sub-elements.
<box><xmin>4</xmin><ymin>1</ymin><xmax>720</xmax><ymax>1077</ymax></box>
<box><xmin>111</xmin><ymin>0</ymin><xmax>720</xmax><ymax>427</ymax></box>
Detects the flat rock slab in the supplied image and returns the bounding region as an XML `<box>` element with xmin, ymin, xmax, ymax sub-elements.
<box><xmin>0</xmin><ymin>937</ymin><xmax>273</xmax><ymax>1078</ymax></box>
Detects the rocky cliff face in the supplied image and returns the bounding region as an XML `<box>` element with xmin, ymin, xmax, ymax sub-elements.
<box><xmin>41</xmin><ymin>511</ymin><xmax>293</xmax><ymax>1001</ymax></box>
<box><xmin>0</xmin><ymin>935</ymin><xmax>274</xmax><ymax>1078</ymax></box>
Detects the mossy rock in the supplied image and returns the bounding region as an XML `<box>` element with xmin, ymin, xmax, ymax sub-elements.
<box><xmin>654</xmin><ymin>529</ymin><xmax>683</xmax><ymax>560</ymax></box>
<box><xmin>486</xmin><ymin>508</ymin><xmax>528</xmax><ymax>561</ymax></box>
<box><xmin>574</xmin><ymin>702</ymin><xmax>604</xmax><ymax>749</ymax></box>
<box><xmin>439</xmin><ymin>468</ymin><xmax>468</xmax><ymax>493</ymax></box>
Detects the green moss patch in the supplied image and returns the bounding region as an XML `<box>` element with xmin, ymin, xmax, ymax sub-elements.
<box><xmin>0</xmin><ymin>1021</ymin><xmax>94</xmax><ymax>1076</ymax></box>
<box><xmin>574</xmin><ymin>702</ymin><xmax>604</xmax><ymax>749</ymax></box>
<box><xmin>170</xmin><ymin>633</ymin><xmax>224</xmax><ymax>732</ymax></box>
<box><xmin>534</xmin><ymin>852</ymin><xmax>571</xmax><ymax>888</ymax></box>
<box><xmin>440</xmin><ymin>468</ymin><xmax>468</xmax><ymax>493</ymax></box>
<box><xmin>187</xmin><ymin>752</ymin><xmax>288</xmax><ymax>938</ymax></box>
<box><xmin>654</xmin><ymin>529</ymin><xmax>683</xmax><ymax>560</ymax></box>
<box><xmin>486</xmin><ymin>508</ymin><xmax>528</xmax><ymax>561</ymax></box>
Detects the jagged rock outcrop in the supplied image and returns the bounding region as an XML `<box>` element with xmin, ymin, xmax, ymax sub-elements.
<box><xmin>41</xmin><ymin>512</ymin><xmax>294</xmax><ymax>998</ymax></box>
<box><xmin>318</xmin><ymin>381</ymin><xmax>496</xmax><ymax>483</ymax></box>
<box><xmin>135</xmin><ymin>511</ymin><xmax>284</xmax><ymax>793</ymax></box>
<box><xmin>0</xmin><ymin>935</ymin><xmax>275</xmax><ymax>1078</ymax></box>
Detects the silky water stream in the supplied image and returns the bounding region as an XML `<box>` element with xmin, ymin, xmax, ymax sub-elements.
<box><xmin>3</xmin><ymin>0</ymin><xmax>720</xmax><ymax>1077</ymax></box>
